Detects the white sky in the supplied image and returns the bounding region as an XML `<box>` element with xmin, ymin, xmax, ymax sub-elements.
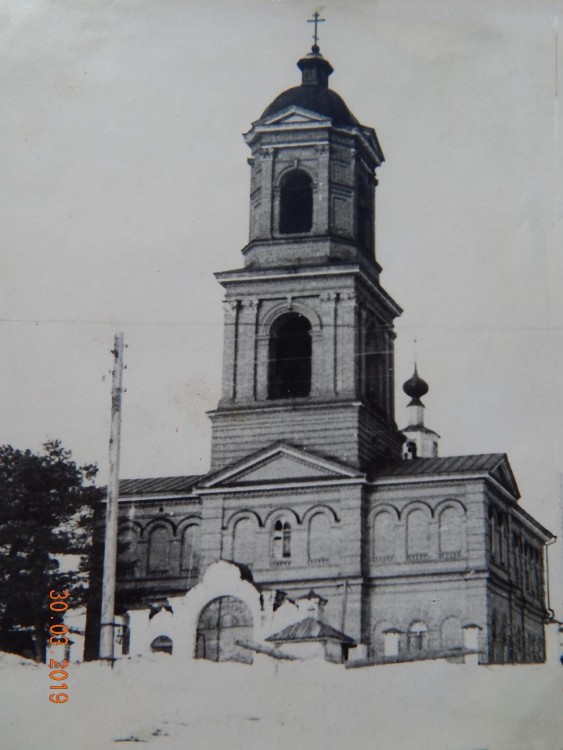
<box><xmin>1</xmin><ymin>0</ymin><xmax>562</xmax><ymax>608</ymax></box>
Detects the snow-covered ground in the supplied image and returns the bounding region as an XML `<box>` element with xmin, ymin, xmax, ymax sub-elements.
<box><xmin>2</xmin><ymin>650</ymin><xmax>561</xmax><ymax>750</ymax></box>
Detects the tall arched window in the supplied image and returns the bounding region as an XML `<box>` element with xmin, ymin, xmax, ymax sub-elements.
<box><xmin>272</xmin><ymin>519</ymin><xmax>291</xmax><ymax>560</ymax></box>
<box><xmin>232</xmin><ymin>516</ymin><xmax>257</xmax><ymax>566</ymax></box>
<box><xmin>268</xmin><ymin>313</ymin><xmax>312</xmax><ymax>399</ymax></box>
<box><xmin>308</xmin><ymin>513</ymin><xmax>330</xmax><ymax>563</ymax></box>
<box><xmin>406</xmin><ymin>509</ymin><xmax>429</xmax><ymax>560</ymax></box>
<box><xmin>147</xmin><ymin>525</ymin><xmax>170</xmax><ymax>574</ymax></box>
<box><xmin>372</xmin><ymin>511</ymin><xmax>395</xmax><ymax>562</ymax></box>
<box><xmin>438</xmin><ymin>506</ymin><xmax>464</xmax><ymax>559</ymax></box>
<box><xmin>279</xmin><ymin>170</ymin><xmax>313</xmax><ymax>234</ymax></box>
<box><xmin>440</xmin><ymin>616</ymin><xmax>462</xmax><ymax>651</ymax></box>
<box><xmin>117</xmin><ymin>525</ymin><xmax>140</xmax><ymax>578</ymax></box>
<box><xmin>181</xmin><ymin>523</ymin><xmax>200</xmax><ymax>577</ymax></box>
<box><xmin>365</xmin><ymin>326</ymin><xmax>385</xmax><ymax>408</ymax></box>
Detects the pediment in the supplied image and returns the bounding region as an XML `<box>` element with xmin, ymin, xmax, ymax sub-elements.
<box><xmin>201</xmin><ymin>443</ymin><xmax>363</xmax><ymax>489</ymax></box>
<box><xmin>259</xmin><ymin>106</ymin><xmax>332</xmax><ymax>127</ymax></box>
<box><xmin>490</xmin><ymin>456</ymin><xmax>520</xmax><ymax>499</ymax></box>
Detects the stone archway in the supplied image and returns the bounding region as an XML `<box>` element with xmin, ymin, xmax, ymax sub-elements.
<box><xmin>194</xmin><ymin>595</ymin><xmax>253</xmax><ymax>664</ymax></box>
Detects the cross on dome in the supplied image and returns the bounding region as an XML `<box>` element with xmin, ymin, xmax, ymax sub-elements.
<box><xmin>307</xmin><ymin>11</ymin><xmax>326</xmax><ymax>52</ymax></box>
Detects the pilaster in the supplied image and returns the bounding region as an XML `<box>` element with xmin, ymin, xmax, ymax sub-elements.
<box><xmin>257</xmin><ymin>148</ymin><xmax>274</xmax><ymax>239</ymax></box>
<box><xmin>236</xmin><ymin>298</ymin><xmax>259</xmax><ymax>401</ymax></box>
<box><xmin>335</xmin><ymin>291</ymin><xmax>358</xmax><ymax>397</ymax></box>
<box><xmin>315</xmin><ymin>144</ymin><xmax>330</xmax><ymax>233</ymax></box>
<box><xmin>320</xmin><ymin>291</ymin><xmax>337</xmax><ymax>395</ymax></box>
<box><xmin>220</xmin><ymin>299</ymin><xmax>239</xmax><ymax>402</ymax></box>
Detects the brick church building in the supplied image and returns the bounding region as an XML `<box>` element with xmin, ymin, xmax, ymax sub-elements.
<box><xmin>87</xmin><ymin>41</ymin><xmax>553</xmax><ymax>665</ymax></box>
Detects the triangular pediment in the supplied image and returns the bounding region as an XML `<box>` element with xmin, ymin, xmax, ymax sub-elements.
<box><xmin>200</xmin><ymin>443</ymin><xmax>363</xmax><ymax>489</ymax></box>
<box><xmin>258</xmin><ymin>106</ymin><xmax>332</xmax><ymax>127</ymax></box>
<box><xmin>490</xmin><ymin>455</ymin><xmax>520</xmax><ymax>499</ymax></box>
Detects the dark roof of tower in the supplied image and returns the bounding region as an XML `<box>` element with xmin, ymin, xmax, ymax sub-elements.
<box><xmin>262</xmin><ymin>85</ymin><xmax>359</xmax><ymax>127</ymax></box>
<box><xmin>261</xmin><ymin>46</ymin><xmax>360</xmax><ymax>127</ymax></box>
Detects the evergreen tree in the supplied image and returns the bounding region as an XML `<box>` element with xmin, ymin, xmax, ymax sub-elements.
<box><xmin>0</xmin><ymin>440</ymin><xmax>102</xmax><ymax>661</ymax></box>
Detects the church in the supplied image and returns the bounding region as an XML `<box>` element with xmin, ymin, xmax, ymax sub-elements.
<box><xmin>86</xmin><ymin>37</ymin><xmax>554</xmax><ymax>666</ymax></box>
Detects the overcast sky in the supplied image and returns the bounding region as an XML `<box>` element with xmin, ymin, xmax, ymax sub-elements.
<box><xmin>1</xmin><ymin>0</ymin><xmax>562</xmax><ymax>608</ymax></box>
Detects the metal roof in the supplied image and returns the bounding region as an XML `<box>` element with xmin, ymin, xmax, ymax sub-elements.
<box><xmin>118</xmin><ymin>475</ymin><xmax>201</xmax><ymax>496</ymax></box>
<box><xmin>266</xmin><ymin>617</ymin><xmax>356</xmax><ymax>645</ymax></box>
<box><xmin>377</xmin><ymin>454</ymin><xmax>506</xmax><ymax>478</ymax></box>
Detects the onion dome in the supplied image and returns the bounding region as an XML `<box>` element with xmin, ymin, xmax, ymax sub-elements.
<box><xmin>260</xmin><ymin>45</ymin><xmax>359</xmax><ymax>127</ymax></box>
<box><xmin>403</xmin><ymin>365</ymin><xmax>429</xmax><ymax>406</ymax></box>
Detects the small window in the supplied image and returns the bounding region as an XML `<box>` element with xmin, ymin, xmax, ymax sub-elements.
<box><xmin>268</xmin><ymin>313</ymin><xmax>312</xmax><ymax>399</ymax></box>
<box><xmin>272</xmin><ymin>519</ymin><xmax>291</xmax><ymax>560</ymax></box>
<box><xmin>151</xmin><ymin>635</ymin><xmax>173</xmax><ymax>655</ymax></box>
<box><xmin>279</xmin><ymin>170</ymin><xmax>313</xmax><ymax>234</ymax></box>
<box><xmin>408</xmin><ymin>621</ymin><xmax>428</xmax><ymax>654</ymax></box>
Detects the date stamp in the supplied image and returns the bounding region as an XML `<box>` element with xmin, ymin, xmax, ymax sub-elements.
<box><xmin>48</xmin><ymin>590</ymin><xmax>70</xmax><ymax>704</ymax></box>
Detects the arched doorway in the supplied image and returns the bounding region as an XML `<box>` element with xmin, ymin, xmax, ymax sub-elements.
<box><xmin>194</xmin><ymin>596</ymin><xmax>253</xmax><ymax>664</ymax></box>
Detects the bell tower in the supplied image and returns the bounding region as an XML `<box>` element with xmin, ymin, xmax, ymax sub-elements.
<box><xmin>208</xmin><ymin>42</ymin><xmax>404</xmax><ymax>472</ymax></box>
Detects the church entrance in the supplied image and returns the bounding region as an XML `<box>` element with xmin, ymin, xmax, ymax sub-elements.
<box><xmin>194</xmin><ymin>596</ymin><xmax>253</xmax><ymax>664</ymax></box>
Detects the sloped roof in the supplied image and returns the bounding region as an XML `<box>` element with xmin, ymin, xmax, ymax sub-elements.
<box><xmin>118</xmin><ymin>475</ymin><xmax>201</xmax><ymax>496</ymax></box>
<box><xmin>378</xmin><ymin>454</ymin><xmax>506</xmax><ymax>478</ymax></box>
<box><xmin>375</xmin><ymin>453</ymin><xmax>520</xmax><ymax>500</ymax></box>
<box><xmin>266</xmin><ymin>617</ymin><xmax>356</xmax><ymax>645</ymax></box>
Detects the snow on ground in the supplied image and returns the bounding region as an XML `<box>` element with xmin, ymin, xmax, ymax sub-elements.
<box><xmin>2</xmin><ymin>652</ymin><xmax>561</xmax><ymax>750</ymax></box>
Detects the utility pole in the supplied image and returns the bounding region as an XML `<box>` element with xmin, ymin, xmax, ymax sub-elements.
<box><xmin>99</xmin><ymin>333</ymin><xmax>125</xmax><ymax>662</ymax></box>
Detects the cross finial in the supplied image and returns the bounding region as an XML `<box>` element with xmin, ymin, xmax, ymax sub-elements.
<box><xmin>307</xmin><ymin>11</ymin><xmax>325</xmax><ymax>48</ymax></box>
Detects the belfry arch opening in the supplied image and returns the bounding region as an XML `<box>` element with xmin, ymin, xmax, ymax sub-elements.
<box><xmin>279</xmin><ymin>170</ymin><xmax>313</xmax><ymax>234</ymax></box>
<box><xmin>268</xmin><ymin>312</ymin><xmax>312</xmax><ymax>399</ymax></box>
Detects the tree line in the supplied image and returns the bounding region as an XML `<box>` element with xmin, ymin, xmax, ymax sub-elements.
<box><xmin>0</xmin><ymin>440</ymin><xmax>102</xmax><ymax>662</ymax></box>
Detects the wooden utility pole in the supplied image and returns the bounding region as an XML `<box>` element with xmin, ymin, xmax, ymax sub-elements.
<box><xmin>99</xmin><ymin>333</ymin><xmax>125</xmax><ymax>662</ymax></box>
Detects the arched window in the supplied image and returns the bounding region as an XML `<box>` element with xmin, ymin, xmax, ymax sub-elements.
<box><xmin>232</xmin><ymin>516</ymin><xmax>257</xmax><ymax>566</ymax></box>
<box><xmin>357</xmin><ymin>173</ymin><xmax>372</xmax><ymax>250</ymax></box>
<box><xmin>406</xmin><ymin>509</ymin><xmax>429</xmax><ymax>560</ymax></box>
<box><xmin>408</xmin><ymin>621</ymin><xmax>428</xmax><ymax>654</ymax></box>
<box><xmin>488</xmin><ymin>507</ymin><xmax>496</xmax><ymax>559</ymax></box>
<box><xmin>279</xmin><ymin>170</ymin><xmax>313</xmax><ymax>234</ymax></box>
<box><xmin>512</xmin><ymin>533</ymin><xmax>521</xmax><ymax>584</ymax></box>
<box><xmin>117</xmin><ymin>525</ymin><xmax>140</xmax><ymax>578</ymax></box>
<box><xmin>151</xmin><ymin>635</ymin><xmax>173</xmax><ymax>655</ymax></box>
<box><xmin>268</xmin><ymin>313</ymin><xmax>312</xmax><ymax>399</ymax></box>
<box><xmin>181</xmin><ymin>523</ymin><xmax>200</xmax><ymax>577</ymax></box>
<box><xmin>440</xmin><ymin>616</ymin><xmax>462</xmax><ymax>651</ymax></box>
<box><xmin>365</xmin><ymin>326</ymin><xmax>385</xmax><ymax>408</ymax></box>
<box><xmin>497</xmin><ymin>513</ymin><xmax>506</xmax><ymax>565</ymax></box>
<box><xmin>147</xmin><ymin>525</ymin><xmax>170</xmax><ymax>574</ymax></box>
<box><xmin>308</xmin><ymin>513</ymin><xmax>330</xmax><ymax>563</ymax></box>
<box><xmin>272</xmin><ymin>519</ymin><xmax>291</xmax><ymax>560</ymax></box>
<box><xmin>372</xmin><ymin>511</ymin><xmax>394</xmax><ymax>562</ymax></box>
<box><xmin>438</xmin><ymin>506</ymin><xmax>464</xmax><ymax>559</ymax></box>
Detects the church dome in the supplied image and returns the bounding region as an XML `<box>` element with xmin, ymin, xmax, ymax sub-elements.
<box><xmin>260</xmin><ymin>46</ymin><xmax>360</xmax><ymax>128</ymax></box>
<box><xmin>403</xmin><ymin>365</ymin><xmax>429</xmax><ymax>406</ymax></box>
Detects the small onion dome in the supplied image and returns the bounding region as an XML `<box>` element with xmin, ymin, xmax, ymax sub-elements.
<box><xmin>403</xmin><ymin>365</ymin><xmax>429</xmax><ymax>406</ymax></box>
